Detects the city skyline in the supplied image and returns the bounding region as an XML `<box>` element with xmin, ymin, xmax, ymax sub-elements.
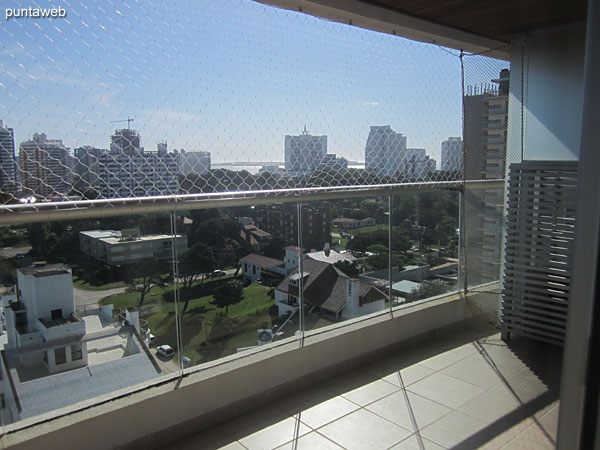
<box><xmin>1</xmin><ymin>0</ymin><xmax>504</xmax><ymax>165</ymax></box>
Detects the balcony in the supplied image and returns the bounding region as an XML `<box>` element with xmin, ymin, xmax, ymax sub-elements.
<box><xmin>0</xmin><ymin>0</ymin><xmax>595</xmax><ymax>448</ymax></box>
<box><xmin>163</xmin><ymin>320</ymin><xmax>561</xmax><ymax>450</ymax></box>
<box><xmin>36</xmin><ymin>314</ymin><xmax>86</xmax><ymax>342</ymax></box>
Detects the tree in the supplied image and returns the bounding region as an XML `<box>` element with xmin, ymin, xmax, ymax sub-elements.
<box><xmin>211</xmin><ymin>280</ymin><xmax>244</xmax><ymax>315</ymax></box>
<box><xmin>334</xmin><ymin>260</ymin><xmax>360</xmax><ymax>278</ymax></box>
<box><xmin>179</xmin><ymin>243</ymin><xmax>216</xmax><ymax>312</ymax></box>
<box><xmin>124</xmin><ymin>259</ymin><xmax>168</xmax><ymax>307</ymax></box>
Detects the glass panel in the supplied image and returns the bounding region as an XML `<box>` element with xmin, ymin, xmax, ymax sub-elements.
<box><xmin>296</xmin><ymin>196</ymin><xmax>389</xmax><ymax>333</ymax></box>
<box><xmin>0</xmin><ymin>213</ymin><xmax>179</xmax><ymax>426</ymax></box>
<box><xmin>389</xmin><ymin>191</ymin><xmax>460</xmax><ymax>306</ymax></box>
<box><xmin>177</xmin><ymin>204</ymin><xmax>298</xmax><ymax>369</ymax></box>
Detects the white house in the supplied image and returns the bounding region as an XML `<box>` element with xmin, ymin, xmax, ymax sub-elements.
<box><xmin>239</xmin><ymin>254</ymin><xmax>286</xmax><ymax>283</ymax></box>
<box><xmin>4</xmin><ymin>264</ymin><xmax>87</xmax><ymax>374</ymax></box>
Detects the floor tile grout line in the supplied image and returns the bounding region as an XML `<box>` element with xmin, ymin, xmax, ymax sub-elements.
<box><xmin>396</xmin><ymin>369</ymin><xmax>427</xmax><ymax>450</ymax></box>
<box><xmin>310</xmin><ymin>428</ymin><xmax>349</xmax><ymax>450</ymax></box>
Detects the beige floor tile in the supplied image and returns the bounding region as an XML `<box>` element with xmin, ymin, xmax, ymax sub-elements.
<box><xmin>366</xmin><ymin>390</ymin><xmax>450</xmax><ymax>432</ymax></box>
<box><xmin>275</xmin><ymin>431</ymin><xmax>344</xmax><ymax>450</ymax></box>
<box><xmin>420</xmin><ymin>349</ymin><xmax>468</xmax><ymax>371</ymax></box>
<box><xmin>318</xmin><ymin>408</ymin><xmax>412</xmax><ymax>450</ymax></box>
<box><xmin>477</xmin><ymin>418</ymin><xmax>535</xmax><ymax>450</ymax></box>
<box><xmin>451</xmin><ymin>342</ymin><xmax>481</xmax><ymax>358</ymax></box>
<box><xmin>441</xmin><ymin>353</ymin><xmax>502</xmax><ymax>389</ymax></box>
<box><xmin>537</xmin><ymin>404</ymin><xmax>559</xmax><ymax>441</ymax></box>
<box><xmin>340</xmin><ymin>378</ymin><xmax>400</xmax><ymax>406</ymax></box>
<box><xmin>295</xmin><ymin>395</ymin><xmax>359</xmax><ymax>429</ymax></box>
<box><xmin>457</xmin><ymin>384</ymin><xmax>521</xmax><ymax>423</ymax></box>
<box><xmin>238</xmin><ymin>416</ymin><xmax>312</xmax><ymax>450</ymax></box>
<box><xmin>390</xmin><ymin>434</ymin><xmax>447</xmax><ymax>449</ymax></box>
<box><xmin>381</xmin><ymin>363</ymin><xmax>435</xmax><ymax>388</ymax></box>
<box><xmin>420</xmin><ymin>410</ymin><xmax>488</xmax><ymax>448</ymax></box>
<box><xmin>407</xmin><ymin>372</ymin><xmax>486</xmax><ymax>409</ymax></box>
<box><xmin>500</xmin><ymin>422</ymin><xmax>556</xmax><ymax>450</ymax></box>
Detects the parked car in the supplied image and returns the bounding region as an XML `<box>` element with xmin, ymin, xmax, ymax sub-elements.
<box><xmin>212</xmin><ymin>269</ymin><xmax>227</xmax><ymax>277</ymax></box>
<box><xmin>157</xmin><ymin>344</ymin><xmax>174</xmax><ymax>358</ymax></box>
<box><xmin>340</xmin><ymin>232</ymin><xmax>351</xmax><ymax>238</ymax></box>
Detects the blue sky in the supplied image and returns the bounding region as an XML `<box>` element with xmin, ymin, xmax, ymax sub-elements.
<box><xmin>1</xmin><ymin>0</ymin><xmax>506</xmax><ymax>163</ymax></box>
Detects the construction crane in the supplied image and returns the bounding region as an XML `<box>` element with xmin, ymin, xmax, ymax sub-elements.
<box><xmin>110</xmin><ymin>117</ymin><xmax>134</xmax><ymax>129</ymax></box>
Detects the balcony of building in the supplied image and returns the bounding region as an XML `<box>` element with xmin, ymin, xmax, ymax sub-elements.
<box><xmin>36</xmin><ymin>313</ymin><xmax>86</xmax><ymax>342</ymax></box>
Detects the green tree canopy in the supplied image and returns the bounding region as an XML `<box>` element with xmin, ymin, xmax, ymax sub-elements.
<box><xmin>124</xmin><ymin>259</ymin><xmax>168</xmax><ymax>307</ymax></box>
<box><xmin>211</xmin><ymin>279</ymin><xmax>244</xmax><ymax>315</ymax></box>
<box><xmin>179</xmin><ymin>243</ymin><xmax>216</xmax><ymax>312</ymax></box>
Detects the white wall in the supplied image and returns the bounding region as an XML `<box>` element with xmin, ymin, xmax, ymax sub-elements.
<box><xmin>521</xmin><ymin>22</ymin><xmax>586</xmax><ymax>161</ymax></box>
<box><xmin>17</xmin><ymin>269</ymin><xmax>74</xmax><ymax>325</ymax></box>
<box><xmin>275</xmin><ymin>289</ymin><xmax>297</xmax><ymax>316</ymax></box>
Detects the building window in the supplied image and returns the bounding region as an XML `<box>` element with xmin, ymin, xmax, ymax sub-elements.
<box><xmin>244</xmin><ymin>263</ymin><xmax>248</xmax><ymax>272</ymax></box>
<box><xmin>51</xmin><ymin>309</ymin><xmax>63</xmax><ymax>320</ymax></box>
<box><xmin>71</xmin><ymin>343</ymin><xmax>83</xmax><ymax>361</ymax></box>
<box><xmin>252</xmin><ymin>265</ymin><xmax>256</xmax><ymax>275</ymax></box>
<box><xmin>55</xmin><ymin>347</ymin><xmax>67</xmax><ymax>365</ymax></box>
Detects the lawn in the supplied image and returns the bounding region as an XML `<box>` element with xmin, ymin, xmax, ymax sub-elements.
<box><xmin>331</xmin><ymin>236</ymin><xmax>349</xmax><ymax>248</ymax></box>
<box><xmin>73</xmin><ymin>278</ymin><xmax>128</xmax><ymax>291</ymax></box>
<box><xmin>349</xmin><ymin>224</ymin><xmax>394</xmax><ymax>236</ymax></box>
<box><xmin>100</xmin><ymin>280</ymin><xmax>274</xmax><ymax>365</ymax></box>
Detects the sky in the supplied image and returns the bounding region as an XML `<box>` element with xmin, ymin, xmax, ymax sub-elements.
<box><xmin>0</xmin><ymin>0</ymin><xmax>506</xmax><ymax>164</ymax></box>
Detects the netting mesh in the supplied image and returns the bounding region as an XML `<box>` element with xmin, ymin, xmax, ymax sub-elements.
<box><xmin>1</xmin><ymin>0</ymin><xmax>467</xmax><ymax>212</ymax></box>
<box><xmin>460</xmin><ymin>49</ymin><xmax>521</xmax><ymax>293</ymax></box>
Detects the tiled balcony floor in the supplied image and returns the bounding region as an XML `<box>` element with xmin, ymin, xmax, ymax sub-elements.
<box><xmin>165</xmin><ymin>321</ymin><xmax>562</xmax><ymax>449</ymax></box>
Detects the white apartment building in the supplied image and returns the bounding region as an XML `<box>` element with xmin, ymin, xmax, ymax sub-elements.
<box><xmin>79</xmin><ymin>229</ymin><xmax>188</xmax><ymax>265</ymax></box>
<box><xmin>364</xmin><ymin>125</ymin><xmax>407</xmax><ymax>177</ymax></box>
<box><xmin>284</xmin><ymin>127</ymin><xmax>327</xmax><ymax>177</ymax></box>
<box><xmin>97</xmin><ymin>152</ymin><xmax>178</xmax><ymax>198</ymax></box>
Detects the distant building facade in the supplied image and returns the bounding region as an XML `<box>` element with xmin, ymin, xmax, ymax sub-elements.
<box><xmin>110</xmin><ymin>128</ymin><xmax>141</xmax><ymax>155</ymax></box>
<box><xmin>441</xmin><ymin>137</ymin><xmax>463</xmax><ymax>172</ymax></box>
<box><xmin>0</xmin><ymin>120</ymin><xmax>17</xmax><ymax>193</ymax></box>
<box><xmin>404</xmin><ymin>148</ymin><xmax>436</xmax><ymax>179</ymax></box>
<box><xmin>463</xmin><ymin>69</ymin><xmax>510</xmax><ymax>284</ymax></box>
<box><xmin>73</xmin><ymin>146</ymin><xmax>105</xmax><ymax>190</ymax></box>
<box><xmin>316</xmin><ymin>154</ymin><xmax>348</xmax><ymax>172</ymax></box>
<box><xmin>331</xmin><ymin>217</ymin><xmax>376</xmax><ymax>229</ymax></box>
<box><xmin>364</xmin><ymin>125</ymin><xmax>407</xmax><ymax>177</ymax></box>
<box><xmin>79</xmin><ymin>229</ymin><xmax>188</xmax><ymax>265</ymax></box>
<box><xmin>254</xmin><ymin>203</ymin><xmax>330</xmax><ymax>246</ymax></box>
<box><xmin>18</xmin><ymin>133</ymin><xmax>71</xmax><ymax>197</ymax></box>
<box><xmin>284</xmin><ymin>127</ymin><xmax>327</xmax><ymax>177</ymax></box>
<box><xmin>176</xmin><ymin>149</ymin><xmax>211</xmax><ymax>176</ymax></box>
<box><xmin>89</xmin><ymin>129</ymin><xmax>179</xmax><ymax>198</ymax></box>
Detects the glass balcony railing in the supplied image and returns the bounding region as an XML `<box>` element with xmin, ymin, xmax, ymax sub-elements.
<box><xmin>0</xmin><ymin>183</ymin><xmax>501</xmax><ymax>428</ymax></box>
